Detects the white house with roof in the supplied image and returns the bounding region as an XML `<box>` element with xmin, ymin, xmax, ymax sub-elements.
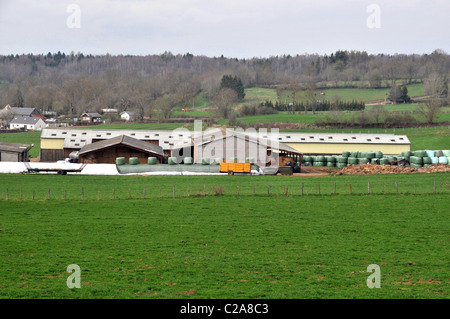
<box><xmin>120</xmin><ymin>111</ymin><xmax>137</xmax><ymax>121</ymax></box>
<box><xmin>9</xmin><ymin>116</ymin><xmax>46</xmax><ymax>131</ymax></box>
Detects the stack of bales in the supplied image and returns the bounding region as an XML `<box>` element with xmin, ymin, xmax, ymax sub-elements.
<box><xmin>326</xmin><ymin>155</ymin><xmax>336</xmax><ymax>167</ymax></box>
<box><xmin>313</xmin><ymin>155</ymin><xmax>326</xmax><ymax>167</ymax></box>
<box><xmin>409</xmin><ymin>150</ymin><xmax>449</xmax><ymax>168</ymax></box>
<box><xmin>336</xmin><ymin>152</ymin><xmax>350</xmax><ymax>168</ymax></box>
<box><xmin>303</xmin><ymin>155</ymin><xmax>313</xmax><ymax>166</ymax></box>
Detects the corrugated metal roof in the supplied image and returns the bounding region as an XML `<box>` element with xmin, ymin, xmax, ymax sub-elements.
<box><xmin>78</xmin><ymin>135</ymin><xmax>164</xmax><ymax>156</ymax></box>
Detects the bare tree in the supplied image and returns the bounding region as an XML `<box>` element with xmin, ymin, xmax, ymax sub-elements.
<box><xmin>419</xmin><ymin>73</ymin><xmax>449</xmax><ymax>124</ymax></box>
<box><xmin>213</xmin><ymin>88</ymin><xmax>238</xmax><ymax>119</ymax></box>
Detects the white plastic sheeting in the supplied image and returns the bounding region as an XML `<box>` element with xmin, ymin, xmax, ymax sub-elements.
<box><xmin>0</xmin><ymin>162</ymin><xmax>261</xmax><ymax>176</ymax></box>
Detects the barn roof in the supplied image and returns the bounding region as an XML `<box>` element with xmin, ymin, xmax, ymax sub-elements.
<box><xmin>10</xmin><ymin>116</ymin><xmax>43</xmax><ymax>125</ymax></box>
<box><xmin>78</xmin><ymin>135</ymin><xmax>164</xmax><ymax>156</ymax></box>
<box><xmin>0</xmin><ymin>141</ymin><xmax>33</xmax><ymax>153</ymax></box>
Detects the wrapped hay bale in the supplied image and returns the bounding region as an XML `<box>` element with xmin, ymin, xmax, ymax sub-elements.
<box><xmin>147</xmin><ymin>157</ymin><xmax>157</xmax><ymax>165</ymax></box>
<box><xmin>129</xmin><ymin>157</ymin><xmax>139</xmax><ymax>165</ymax></box>
<box><xmin>168</xmin><ymin>157</ymin><xmax>178</xmax><ymax>165</ymax></box>
<box><xmin>342</xmin><ymin>151</ymin><xmax>351</xmax><ymax>158</ymax></box>
<box><xmin>347</xmin><ymin>157</ymin><xmax>358</xmax><ymax>165</ymax></box>
<box><xmin>337</xmin><ymin>156</ymin><xmax>348</xmax><ymax>164</ymax></box>
<box><xmin>201</xmin><ymin>158</ymin><xmax>210</xmax><ymax>165</ymax></box>
<box><xmin>409</xmin><ymin>156</ymin><xmax>423</xmax><ymax>165</ymax></box>
<box><xmin>184</xmin><ymin>157</ymin><xmax>193</xmax><ymax>165</ymax></box>
<box><xmin>438</xmin><ymin>156</ymin><xmax>448</xmax><ymax>164</ymax></box>
<box><xmin>413</xmin><ymin>150</ymin><xmax>427</xmax><ymax>157</ymax></box>
<box><xmin>426</xmin><ymin>150</ymin><xmax>435</xmax><ymax>158</ymax></box>
<box><xmin>422</xmin><ymin>157</ymin><xmax>432</xmax><ymax>165</ymax></box>
<box><xmin>116</xmin><ymin>157</ymin><xmax>126</xmax><ymax>165</ymax></box>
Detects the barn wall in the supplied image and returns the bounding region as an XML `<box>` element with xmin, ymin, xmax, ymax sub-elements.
<box><xmin>41</xmin><ymin>138</ymin><xmax>65</xmax><ymax>150</ymax></box>
<box><xmin>0</xmin><ymin>151</ymin><xmax>19</xmax><ymax>162</ymax></box>
<box><xmin>284</xmin><ymin>143</ymin><xmax>410</xmax><ymax>155</ymax></box>
<box><xmin>79</xmin><ymin>145</ymin><xmax>161</xmax><ymax>164</ymax></box>
<box><xmin>40</xmin><ymin>149</ymin><xmax>65</xmax><ymax>162</ymax></box>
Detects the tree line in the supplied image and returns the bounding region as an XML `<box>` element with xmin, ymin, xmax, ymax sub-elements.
<box><xmin>0</xmin><ymin>49</ymin><xmax>448</xmax><ymax>121</ymax></box>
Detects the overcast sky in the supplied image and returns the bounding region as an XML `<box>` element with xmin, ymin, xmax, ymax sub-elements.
<box><xmin>0</xmin><ymin>0</ymin><xmax>449</xmax><ymax>58</ymax></box>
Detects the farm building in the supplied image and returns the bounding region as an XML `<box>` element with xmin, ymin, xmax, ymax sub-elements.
<box><xmin>0</xmin><ymin>141</ymin><xmax>33</xmax><ymax>162</ymax></box>
<box><xmin>78</xmin><ymin>135</ymin><xmax>164</xmax><ymax>164</ymax></box>
<box><xmin>80</xmin><ymin>112</ymin><xmax>102</xmax><ymax>123</ymax></box>
<box><xmin>171</xmin><ymin>129</ymin><xmax>302</xmax><ymax>167</ymax></box>
<box><xmin>273</xmin><ymin>132</ymin><xmax>411</xmax><ymax>155</ymax></box>
<box><xmin>120</xmin><ymin>111</ymin><xmax>137</xmax><ymax>121</ymax></box>
<box><xmin>40</xmin><ymin>128</ymin><xmax>193</xmax><ymax>162</ymax></box>
<box><xmin>39</xmin><ymin>128</ymin><xmax>410</xmax><ymax>162</ymax></box>
<box><xmin>9</xmin><ymin>116</ymin><xmax>47</xmax><ymax>131</ymax></box>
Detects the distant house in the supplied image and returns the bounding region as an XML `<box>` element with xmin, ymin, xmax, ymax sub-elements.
<box><xmin>80</xmin><ymin>112</ymin><xmax>102</xmax><ymax>123</ymax></box>
<box><xmin>120</xmin><ymin>111</ymin><xmax>136</xmax><ymax>121</ymax></box>
<box><xmin>9</xmin><ymin>116</ymin><xmax>46</xmax><ymax>131</ymax></box>
<box><xmin>0</xmin><ymin>141</ymin><xmax>33</xmax><ymax>162</ymax></box>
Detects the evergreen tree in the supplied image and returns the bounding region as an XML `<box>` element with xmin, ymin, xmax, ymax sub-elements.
<box><xmin>220</xmin><ymin>75</ymin><xmax>245</xmax><ymax>100</ymax></box>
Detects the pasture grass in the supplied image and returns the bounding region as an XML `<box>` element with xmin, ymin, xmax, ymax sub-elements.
<box><xmin>0</xmin><ymin>172</ymin><xmax>448</xmax><ymax>299</ymax></box>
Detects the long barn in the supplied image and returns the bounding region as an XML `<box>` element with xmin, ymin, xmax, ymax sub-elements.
<box><xmin>39</xmin><ymin>128</ymin><xmax>410</xmax><ymax>162</ymax></box>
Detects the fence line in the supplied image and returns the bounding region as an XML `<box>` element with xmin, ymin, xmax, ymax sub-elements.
<box><xmin>1</xmin><ymin>181</ymin><xmax>444</xmax><ymax>201</ymax></box>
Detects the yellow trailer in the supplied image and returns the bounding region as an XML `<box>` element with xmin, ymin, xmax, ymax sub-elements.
<box><xmin>219</xmin><ymin>162</ymin><xmax>252</xmax><ymax>175</ymax></box>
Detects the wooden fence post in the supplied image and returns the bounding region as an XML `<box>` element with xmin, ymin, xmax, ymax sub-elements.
<box><xmin>334</xmin><ymin>182</ymin><xmax>336</xmax><ymax>195</ymax></box>
<box><xmin>318</xmin><ymin>183</ymin><xmax>320</xmax><ymax>195</ymax></box>
<box><xmin>6</xmin><ymin>188</ymin><xmax>8</xmax><ymax>200</ymax></box>
<box><xmin>48</xmin><ymin>189</ymin><xmax>50</xmax><ymax>200</ymax></box>
<box><xmin>113</xmin><ymin>188</ymin><xmax>115</xmax><ymax>200</ymax></box>
<box><xmin>237</xmin><ymin>184</ymin><xmax>239</xmax><ymax>196</ymax></box>
<box><xmin>349</xmin><ymin>184</ymin><xmax>352</xmax><ymax>195</ymax></box>
<box><xmin>267</xmin><ymin>184</ymin><xmax>270</xmax><ymax>196</ymax></box>
<box><xmin>434</xmin><ymin>181</ymin><xmax>436</xmax><ymax>194</ymax></box>
<box><xmin>143</xmin><ymin>186</ymin><xmax>146</xmax><ymax>199</ymax></box>
<box><xmin>98</xmin><ymin>189</ymin><xmax>100</xmax><ymax>201</ymax></box>
<box><xmin>20</xmin><ymin>187</ymin><xmax>22</xmax><ymax>200</ymax></box>
<box><xmin>302</xmin><ymin>183</ymin><xmax>304</xmax><ymax>196</ymax></box>
<box><xmin>395</xmin><ymin>181</ymin><xmax>398</xmax><ymax>194</ymax></box>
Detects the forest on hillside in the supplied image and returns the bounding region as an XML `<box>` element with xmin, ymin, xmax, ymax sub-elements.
<box><xmin>0</xmin><ymin>49</ymin><xmax>448</xmax><ymax>121</ymax></box>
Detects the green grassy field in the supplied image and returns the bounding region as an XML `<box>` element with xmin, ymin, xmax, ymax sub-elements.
<box><xmin>242</xmin><ymin>84</ymin><xmax>426</xmax><ymax>106</ymax></box>
<box><xmin>0</xmin><ymin>173</ymin><xmax>448</xmax><ymax>299</ymax></box>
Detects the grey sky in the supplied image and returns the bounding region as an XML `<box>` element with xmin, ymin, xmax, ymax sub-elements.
<box><xmin>0</xmin><ymin>0</ymin><xmax>449</xmax><ymax>58</ymax></box>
